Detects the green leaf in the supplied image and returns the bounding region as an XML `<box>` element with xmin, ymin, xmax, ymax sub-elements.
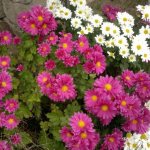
<box><xmin>20</xmin><ymin>132</ymin><xmax>33</xmax><ymax>145</ymax></box>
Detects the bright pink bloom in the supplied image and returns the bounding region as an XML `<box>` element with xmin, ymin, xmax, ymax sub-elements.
<box><xmin>16</xmin><ymin>64</ymin><xmax>24</xmax><ymax>72</ymax></box>
<box><xmin>45</xmin><ymin>59</ymin><xmax>56</xmax><ymax>70</ymax></box>
<box><xmin>37</xmin><ymin>42</ymin><xmax>51</xmax><ymax>57</ymax></box>
<box><xmin>69</xmin><ymin>112</ymin><xmax>94</xmax><ymax>133</ymax></box>
<box><xmin>4</xmin><ymin>99</ymin><xmax>19</xmax><ymax>113</ymax></box>
<box><xmin>0</xmin><ymin>112</ymin><xmax>6</xmax><ymax>127</ymax></box>
<box><xmin>63</xmin><ymin>55</ymin><xmax>80</xmax><ymax>67</ymax></box>
<box><xmin>0</xmin><ymin>71</ymin><xmax>12</xmax><ymax>99</ymax></box>
<box><xmin>0</xmin><ymin>140</ymin><xmax>12</xmax><ymax>150</ymax></box>
<box><xmin>121</xmin><ymin>69</ymin><xmax>135</xmax><ymax>87</ymax></box>
<box><xmin>94</xmin><ymin>76</ymin><xmax>123</xmax><ymax>98</ymax></box>
<box><xmin>0</xmin><ymin>31</ymin><xmax>12</xmax><ymax>45</ymax></box>
<box><xmin>10</xmin><ymin>133</ymin><xmax>22</xmax><ymax>145</ymax></box>
<box><xmin>46</xmin><ymin>32</ymin><xmax>58</xmax><ymax>45</ymax></box>
<box><xmin>13</xmin><ymin>36</ymin><xmax>21</xmax><ymax>45</ymax></box>
<box><xmin>101</xmin><ymin>129</ymin><xmax>124</xmax><ymax>150</ymax></box>
<box><xmin>55</xmin><ymin>49</ymin><xmax>69</xmax><ymax>60</ymax></box>
<box><xmin>135</xmin><ymin>72</ymin><xmax>150</xmax><ymax>83</ymax></box>
<box><xmin>0</xmin><ymin>56</ymin><xmax>10</xmax><ymax>70</ymax></box>
<box><xmin>59</xmin><ymin>32</ymin><xmax>72</xmax><ymax>40</ymax></box>
<box><xmin>75</xmin><ymin>35</ymin><xmax>89</xmax><ymax>53</ymax></box>
<box><xmin>4</xmin><ymin>114</ymin><xmax>19</xmax><ymax>130</ymax></box>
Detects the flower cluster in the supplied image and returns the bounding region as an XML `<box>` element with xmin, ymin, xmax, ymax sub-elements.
<box><xmin>60</xmin><ymin>112</ymin><xmax>100</xmax><ymax>150</ymax></box>
<box><xmin>17</xmin><ymin>5</ymin><xmax>57</xmax><ymax>35</ymax></box>
<box><xmin>84</xmin><ymin>70</ymin><xmax>150</xmax><ymax>134</ymax></box>
<box><xmin>37</xmin><ymin>72</ymin><xmax>76</xmax><ymax>102</ymax></box>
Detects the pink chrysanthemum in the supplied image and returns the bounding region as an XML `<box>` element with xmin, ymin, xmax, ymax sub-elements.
<box><xmin>55</xmin><ymin>49</ymin><xmax>69</xmax><ymax>61</ymax></box>
<box><xmin>54</xmin><ymin>74</ymin><xmax>76</xmax><ymax>101</ymax></box>
<box><xmin>13</xmin><ymin>36</ymin><xmax>21</xmax><ymax>45</ymax></box>
<box><xmin>58</xmin><ymin>37</ymin><xmax>74</xmax><ymax>53</ymax></box>
<box><xmin>4</xmin><ymin>99</ymin><xmax>19</xmax><ymax>113</ymax></box>
<box><xmin>37</xmin><ymin>42</ymin><xmax>51</xmax><ymax>57</ymax></box>
<box><xmin>0</xmin><ymin>31</ymin><xmax>12</xmax><ymax>45</ymax></box>
<box><xmin>121</xmin><ymin>69</ymin><xmax>135</xmax><ymax>87</ymax></box>
<box><xmin>0</xmin><ymin>71</ymin><xmax>12</xmax><ymax>99</ymax></box>
<box><xmin>0</xmin><ymin>56</ymin><xmax>11</xmax><ymax>70</ymax></box>
<box><xmin>59</xmin><ymin>32</ymin><xmax>72</xmax><ymax>40</ymax></box>
<box><xmin>0</xmin><ymin>140</ymin><xmax>11</xmax><ymax>150</ymax></box>
<box><xmin>4</xmin><ymin>114</ymin><xmax>19</xmax><ymax>130</ymax></box>
<box><xmin>69</xmin><ymin>112</ymin><xmax>94</xmax><ymax>133</ymax></box>
<box><xmin>117</xmin><ymin>94</ymin><xmax>141</xmax><ymax>119</ymax></box>
<box><xmin>83</xmin><ymin>52</ymin><xmax>106</xmax><ymax>75</ymax></box>
<box><xmin>16</xmin><ymin>64</ymin><xmax>24</xmax><ymax>72</ymax></box>
<box><xmin>101</xmin><ymin>129</ymin><xmax>124</xmax><ymax>150</ymax></box>
<box><xmin>96</xmin><ymin>98</ymin><xmax>117</xmax><ymax>125</ymax></box>
<box><xmin>63</xmin><ymin>55</ymin><xmax>80</xmax><ymax>67</ymax></box>
<box><xmin>45</xmin><ymin>60</ymin><xmax>56</xmax><ymax>71</ymax></box>
<box><xmin>83</xmin><ymin>47</ymin><xmax>94</xmax><ymax>60</ymax></box>
<box><xmin>75</xmin><ymin>35</ymin><xmax>89</xmax><ymax>53</ymax></box>
<box><xmin>0</xmin><ymin>112</ymin><xmax>6</xmax><ymax>127</ymax></box>
<box><xmin>10</xmin><ymin>133</ymin><xmax>22</xmax><ymax>145</ymax></box>
<box><xmin>94</xmin><ymin>76</ymin><xmax>123</xmax><ymax>98</ymax></box>
<box><xmin>135</xmin><ymin>72</ymin><xmax>150</xmax><ymax>83</ymax></box>
<box><xmin>46</xmin><ymin>32</ymin><xmax>58</xmax><ymax>45</ymax></box>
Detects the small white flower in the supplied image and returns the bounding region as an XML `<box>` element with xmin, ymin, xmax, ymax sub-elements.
<box><xmin>139</xmin><ymin>25</ymin><xmax>150</xmax><ymax>39</ymax></box>
<box><xmin>69</xmin><ymin>0</ymin><xmax>78</xmax><ymax>6</ymax></box>
<box><xmin>71</xmin><ymin>17</ymin><xmax>82</xmax><ymax>29</ymax></box>
<box><xmin>128</xmin><ymin>54</ymin><xmax>136</xmax><ymax>62</ymax></box>
<box><xmin>76</xmin><ymin>0</ymin><xmax>86</xmax><ymax>7</ymax></box>
<box><xmin>114</xmin><ymin>35</ymin><xmax>128</xmax><ymax>48</ymax></box>
<box><xmin>122</xmin><ymin>26</ymin><xmax>134</xmax><ymax>38</ymax></box>
<box><xmin>77</xmin><ymin>26</ymin><xmax>88</xmax><ymax>35</ymax></box>
<box><xmin>75</xmin><ymin>7</ymin><xmax>86</xmax><ymax>20</ymax></box>
<box><xmin>84</xmin><ymin>6</ymin><xmax>93</xmax><ymax>20</ymax></box>
<box><xmin>110</xmin><ymin>25</ymin><xmax>121</xmax><ymax>37</ymax></box>
<box><xmin>119</xmin><ymin>47</ymin><xmax>130</xmax><ymax>58</ymax></box>
<box><xmin>105</xmin><ymin>38</ymin><xmax>115</xmax><ymax>48</ymax></box>
<box><xmin>85</xmin><ymin>24</ymin><xmax>94</xmax><ymax>34</ymax></box>
<box><xmin>89</xmin><ymin>14</ymin><xmax>103</xmax><ymax>28</ymax></box>
<box><xmin>95</xmin><ymin>34</ymin><xmax>105</xmax><ymax>45</ymax></box>
<box><xmin>107</xmin><ymin>51</ymin><xmax>115</xmax><ymax>59</ymax></box>
<box><xmin>101</xmin><ymin>22</ymin><xmax>114</xmax><ymax>36</ymax></box>
<box><xmin>142</xmin><ymin>7</ymin><xmax>150</xmax><ymax>21</ymax></box>
<box><xmin>141</xmin><ymin>50</ymin><xmax>150</xmax><ymax>62</ymax></box>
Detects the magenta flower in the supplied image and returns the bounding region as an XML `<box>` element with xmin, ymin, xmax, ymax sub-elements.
<box><xmin>0</xmin><ymin>56</ymin><xmax>11</xmax><ymax>70</ymax></box>
<box><xmin>0</xmin><ymin>112</ymin><xmax>6</xmax><ymax>127</ymax></box>
<box><xmin>45</xmin><ymin>59</ymin><xmax>56</xmax><ymax>71</ymax></box>
<box><xmin>4</xmin><ymin>99</ymin><xmax>19</xmax><ymax>113</ymax></box>
<box><xmin>0</xmin><ymin>71</ymin><xmax>12</xmax><ymax>99</ymax></box>
<box><xmin>37</xmin><ymin>42</ymin><xmax>51</xmax><ymax>57</ymax></box>
<box><xmin>0</xmin><ymin>140</ymin><xmax>12</xmax><ymax>150</ymax></box>
<box><xmin>46</xmin><ymin>32</ymin><xmax>58</xmax><ymax>45</ymax></box>
<box><xmin>4</xmin><ymin>114</ymin><xmax>19</xmax><ymax>130</ymax></box>
<box><xmin>63</xmin><ymin>55</ymin><xmax>80</xmax><ymax>67</ymax></box>
<box><xmin>16</xmin><ymin>64</ymin><xmax>24</xmax><ymax>72</ymax></box>
<box><xmin>59</xmin><ymin>32</ymin><xmax>72</xmax><ymax>39</ymax></box>
<box><xmin>10</xmin><ymin>133</ymin><xmax>22</xmax><ymax>145</ymax></box>
<box><xmin>75</xmin><ymin>35</ymin><xmax>89</xmax><ymax>53</ymax></box>
<box><xmin>13</xmin><ymin>36</ymin><xmax>21</xmax><ymax>45</ymax></box>
<box><xmin>55</xmin><ymin>49</ymin><xmax>69</xmax><ymax>61</ymax></box>
<box><xmin>0</xmin><ymin>31</ymin><xmax>12</xmax><ymax>45</ymax></box>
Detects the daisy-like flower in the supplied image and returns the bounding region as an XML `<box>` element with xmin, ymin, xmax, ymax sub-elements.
<box><xmin>37</xmin><ymin>42</ymin><xmax>51</xmax><ymax>57</ymax></box>
<box><xmin>117</xmin><ymin>12</ymin><xmax>134</xmax><ymax>27</ymax></box>
<box><xmin>131</xmin><ymin>35</ymin><xmax>149</xmax><ymax>56</ymax></box>
<box><xmin>57</xmin><ymin>7</ymin><xmax>72</xmax><ymax>20</ymax></box>
<box><xmin>139</xmin><ymin>25</ymin><xmax>150</xmax><ymax>39</ymax></box>
<box><xmin>0</xmin><ymin>31</ymin><xmax>12</xmax><ymax>45</ymax></box>
<box><xmin>4</xmin><ymin>114</ymin><xmax>19</xmax><ymax>130</ymax></box>
<box><xmin>119</xmin><ymin>47</ymin><xmax>130</xmax><ymax>58</ymax></box>
<box><xmin>46</xmin><ymin>32</ymin><xmax>58</xmax><ymax>45</ymax></box>
<box><xmin>142</xmin><ymin>6</ymin><xmax>150</xmax><ymax>21</ymax></box>
<box><xmin>122</xmin><ymin>26</ymin><xmax>134</xmax><ymax>38</ymax></box>
<box><xmin>89</xmin><ymin>14</ymin><xmax>103</xmax><ymax>28</ymax></box>
<box><xmin>110</xmin><ymin>24</ymin><xmax>120</xmax><ymax>37</ymax></box>
<box><xmin>4</xmin><ymin>99</ymin><xmax>19</xmax><ymax>113</ymax></box>
<box><xmin>69</xmin><ymin>0</ymin><xmax>78</xmax><ymax>7</ymax></box>
<box><xmin>84</xmin><ymin>5</ymin><xmax>93</xmax><ymax>20</ymax></box>
<box><xmin>45</xmin><ymin>59</ymin><xmax>56</xmax><ymax>71</ymax></box>
<box><xmin>128</xmin><ymin>54</ymin><xmax>136</xmax><ymax>62</ymax></box>
<box><xmin>76</xmin><ymin>0</ymin><xmax>86</xmax><ymax>7</ymax></box>
<box><xmin>141</xmin><ymin>50</ymin><xmax>150</xmax><ymax>62</ymax></box>
<box><xmin>101</xmin><ymin>129</ymin><xmax>124</xmax><ymax>150</ymax></box>
<box><xmin>114</xmin><ymin>35</ymin><xmax>128</xmax><ymax>48</ymax></box>
<box><xmin>107</xmin><ymin>51</ymin><xmax>115</xmax><ymax>59</ymax></box>
<box><xmin>105</xmin><ymin>38</ymin><xmax>115</xmax><ymax>48</ymax></box>
<box><xmin>85</xmin><ymin>23</ymin><xmax>94</xmax><ymax>34</ymax></box>
<box><xmin>0</xmin><ymin>140</ymin><xmax>11</xmax><ymax>150</ymax></box>
<box><xmin>75</xmin><ymin>7</ymin><xmax>86</xmax><ymax>20</ymax></box>
<box><xmin>0</xmin><ymin>56</ymin><xmax>10</xmax><ymax>70</ymax></box>
<box><xmin>0</xmin><ymin>71</ymin><xmax>12</xmax><ymax>99</ymax></box>
<box><xmin>94</xmin><ymin>76</ymin><xmax>123</xmax><ymax>97</ymax></box>
<box><xmin>55</xmin><ymin>74</ymin><xmax>76</xmax><ymax>101</ymax></box>
<box><xmin>69</xmin><ymin>112</ymin><xmax>94</xmax><ymax>133</ymax></box>
<box><xmin>16</xmin><ymin>64</ymin><xmax>24</xmax><ymax>72</ymax></box>
<box><xmin>95</xmin><ymin>34</ymin><xmax>106</xmax><ymax>46</ymax></box>
<box><xmin>10</xmin><ymin>133</ymin><xmax>22</xmax><ymax>145</ymax></box>
<box><xmin>71</xmin><ymin>17</ymin><xmax>82</xmax><ymax>29</ymax></box>
<box><xmin>75</xmin><ymin>35</ymin><xmax>89</xmax><ymax>53</ymax></box>
<box><xmin>63</xmin><ymin>55</ymin><xmax>80</xmax><ymax>67</ymax></box>
<box><xmin>101</xmin><ymin>22</ymin><xmax>114</xmax><ymax>36</ymax></box>
<box><xmin>55</xmin><ymin>49</ymin><xmax>69</xmax><ymax>61</ymax></box>
<box><xmin>121</xmin><ymin>69</ymin><xmax>135</xmax><ymax>87</ymax></box>
<box><xmin>77</xmin><ymin>26</ymin><xmax>88</xmax><ymax>35</ymax></box>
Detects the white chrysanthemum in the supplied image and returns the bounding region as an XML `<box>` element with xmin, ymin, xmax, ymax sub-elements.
<box><xmin>69</xmin><ymin>0</ymin><xmax>78</xmax><ymax>6</ymax></box>
<box><xmin>84</xmin><ymin>6</ymin><xmax>93</xmax><ymax>20</ymax></box>
<box><xmin>119</xmin><ymin>47</ymin><xmax>130</xmax><ymax>58</ymax></box>
<box><xmin>85</xmin><ymin>24</ymin><xmax>94</xmax><ymax>34</ymax></box>
<box><xmin>117</xmin><ymin>12</ymin><xmax>134</xmax><ymax>27</ymax></box>
<box><xmin>107</xmin><ymin>51</ymin><xmax>115</xmax><ymax>59</ymax></box>
<box><xmin>131</xmin><ymin>35</ymin><xmax>149</xmax><ymax>56</ymax></box>
<box><xmin>110</xmin><ymin>25</ymin><xmax>121</xmax><ymax>37</ymax></box>
<box><xmin>76</xmin><ymin>0</ymin><xmax>86</xmax><ymax>7</ymax></box>
<box><xmin>136</xmin><ymin>5</ymin><xmax>146</xmax><ymax>12</ymax></box>
<box><xmin>89</xmin><ymin>14</ymin><xmax>103</xmax><ymax>28</ymax></box>
<box><xmin>77</xmin><ymin>26</ymin><xmax>88</xmax><ymax>35</ymax></box>
<box><xmin>105</xmin><ymin>38</ymin><xmax>115</xmax><ymax>48</ymax></box>
<box><xmin>71</xmin><ymin>17</ymin><xmax>82</xmax><ymax>29</ymax></box>
<box><xmin>142</xmin><ymin>7</ymin><xmax>150</xmax><ymax>21</ymax></box>
<box><xmin>122</xmin><ymin>26</ymin><xmax>134</xmax><ymax>38</ymax></box>
<box><xmin>141</xmin><ymin>50</ymin><xmax>150</xmax><ymax>62</ymax></box>
<box><xmin>75</xmin><ymin>7</ymin><xmax>86</xmax><ymax>20</ymax></box>
<box><xmin>114</xmin><ymin>35</ymin><xmax>128</xmax><ymax>48</ymax></box>
<box><xmin>139</xmin><ymin>25</ymin><xmax>150</xmax><ymax>39</ymax></box>
<box><xmin>128</xmin><ymin>54</ymin><xmax>136</xmax><ymax>62</ymax></box>
<box><xmin>95</xmin><ymin>34</ymin><xmax>105</xmax><ymax>46</ymax></box>
<box><xmin>101</xmin><ymin>22</ymin><xmax>114</xmax><ymax>36</ymax></box>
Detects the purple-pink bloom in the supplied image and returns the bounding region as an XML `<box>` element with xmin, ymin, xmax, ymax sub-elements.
<box><xmin>10</xmin><ymin>133</ymin><xmax>22</xmax><ymax>145</ymax></box>
<box><xmin>45</xmin><ymin>59</ymin><xmax>56</xmax><ymax>71</ymax></box>
<box><xmin>0</xmin><ymin>140</ymin><xmax>12</xmax><ymax>150</ymax></box>
<box><xmin>0</xmin><ymin>56</ymin><xmax>11</xmax><ymax>70</ymax></box>
<box><xmin>0</xmin><ymin>31</ymin><xmax>12</xmax><ymax>45</ymax></box>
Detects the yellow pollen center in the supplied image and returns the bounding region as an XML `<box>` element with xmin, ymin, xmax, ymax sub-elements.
<box><xmin>67</xmin><ymin>132</ymin><xmax>72</xmax><ymax>137</ymax></box>
<box><xmin>132</xmin><ymin>119</ymin><xmax>138</xmax><ymax>124</ymax></box>
<box><xmin>126</xmin><ymin>133</ymin><xmax>132</xmax><ymax>138</ymax></box>
<box><xmin>8</xmin><ymin>118</ymin><xmax>14</xmax><ymax>124</ymax></box>
<box><xmin>38</xmin><ymin>16</ymin><xmax>43</xmax><ymax>22</ymax></box>
<box><xmin>104</xmin><ymin>83</ymin><xmax>112</xmax><ymax>91</ymax></box>
<box><xmin>96</xmin><ymin>61</ymin><xmax>101</xmax><ymax>68</ymax></box>
<box><xmin>1</xmin><ymin>61</ymin><xmax>7</xmax><ymax>66</ymax></box>
<box><xmin>49</xmin><ymin>37</ymin><xmax>54</xmax><ymax>41</ymax></box>
<box><xmin>144</xmin><ymin>54</ymin><xmax>147</xmax><ymax>58</ymax></box>
<box><xmin>3</xmin><ymin>36</ymin><xmax>8</xmax><ymax>41</ymax></box>
<box><xmin>91</xmin><ymin>95</ymin><xmax>98</xmax><ymax>101</ymax></box>
<box><xmin>144</xmin><ymin>30</ymin><xmax>148</xmax><ymax>34</ymax></box>
<box><xmin>101</xmin><ymin>105</ymin><xmax>109</xmax><ymax>111</ymax></box>
<box><xmin>31</xmin><ymin>24</ymin><xmax>35</xmax><ymax>28</ymax></box>
<box><xmin>1</xmin><ymin>82</ymin><xmax>7</xmax><ymax>87</ymax></box>
<box><xmin>62</xmin><ymin>43</ymin><xmax>68</xmax><ymax>49</ymax></box>
<box><xmin>46</xmin><ymin>83</ymin><xmax>51</xmax><ymax>88</ymax></box>
<box><xmin>80</xmin><ymin>132</ymin><xmax>87</xmax><ymax>139</ymax></box>
<box><xmin>123</xmin><ymin>18</ymin><xmax>127</xmax><ymax>21</ymax></box>
<box><xmin>143</xmin><ymin>86</ymin><xmax>147</xmax><ymax>91</ymax></box>
<box><xmin>42</xmin><ymin>24</ymin><xmax>47</xmax><ymax>29</ymax></box>
<box><xmin>106</xmin><ymin>27</ymin><xmax>110</xmax><ymax>31</ymax></box>
<box><xmin>137</xmin><ymin>45</ymin><xmax>141</xmax><ymax>50</ymax></box>
<box><xmin>145</xmin><ymin>13</ymin><xmax>149</xmax><ymax>18</ymax></box>
<box><xmin>109</xmin><ymin>137</ymin><xmax>115</xmax><ymax>143</ymax></box>
<box><xmin>132</xmin><ymin>144</ymin><xmax>137</xmax><ymax>148</ymax></box>
<box><xmin>140</xmin><ymin>134</ymin><xmax>147</xmax><ymax>140</ymax></box>
<box><xmin>61</xmin><ymin>85</ymin><xmax>68</xmax><ymax>92</ymax></box>
<box><xmin>42</xmin><ymin>77</ymin><xmax>48</xmax><ymax>83</ymax></box>
<box><xmin>79</xmin><ymin>42</ymin><xmax>84</xmax><ymax>47</ymax></box>
<box><xmin>10</xmin><ymin>103</ymin><xmax>14</xmax><ymax>107</ymax></box>
<box><xmin>64</xmin><ymin>34</ymin><xmax>68</xmax><ymax>37</ymax></box>
<box><xmin>121</xmin><ymin>100</ymin><xmax>127</xmax><ymax>106</ymax></box>
<box><xmin>125</xmin><ymin>76</ymin><xmax>130</xmax><ymax>80</ymax></box>
<box><xmin>78</xmin><ymin>120</ymin><xmax>85</xmax><ymax>128</ymax></box>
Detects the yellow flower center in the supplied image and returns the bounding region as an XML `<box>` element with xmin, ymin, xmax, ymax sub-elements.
<box><xmin>80</xmin><ymin>132</ymin><xmax>87</xmax><ymax>139</ymax></box>
<box><xmin>144</xmin><ymin>30</ymin><xmax>148</xmax><ymax>34</ymax></box>
<box><xmin>38</xmin><ymin>16</ymin><xmax>43</xmax><ymax>22</ymax></box>
<box><xmin>145</xmin><ymin>13</ymin><xmax>149</xmax><ymax>18</ymax></box>
<box><xmin>101</xmin><ymin>105</ymin><xmax>109</xmax><ymax>111</ymax></box>
<box><xmin>91</xmin><ymin>95</ymin><xmax>98</xmax><ymax>101</ymax></box>
<box><xmin>123</xmin><ymin>18</ymin><xmax>127</xmax><ymax>21</ymax></box>
<box><xmin>42</xmin><ymin>77</ymin><xmax>48</xmax><ymax>83</ymax></box>
<box><xmin>61</xmin><ymin>85</ymin><xmax>68</xmax><ymax>92</ymax></box>
<box><xmin>49</xmin><ymin>37</ymin><xmax>54</xmax><ymax>41</ymax></box>
<box><xmin>104</xmin><ymin>83</ymin><xmax>112</xmax><ymax>91</ymax></box>
<box><xmin>78</xmin><ymin>120</ymin><xmax>85</xmax><ymax>128</ymax></box>
<box><xmin>46</xmin><ymin>83</ymin><xmax>51</xmax><ymax>88</ymax></box>
<box><xmin>132</xmin><ymin>119</ymin><xmax>138</xmax><ymax>124</ymax></box>
<box><xmin>132</xmin><ymin>144</ymin><xmax>137</xmax><ymax>148</ymax></box>
<box><xmin>106</xmin><ymin>27</ymin><xmax>110</xmax><ymax>31</ymax></box>
<box><xmin>1</xmin><ymin>81</ymin><xmax>7</xmax><ymax>87</ymax></box>
<box><xmin>31</xmin><ymin>24</ymin><xmax>35</xmax><ymax>29</ymax></box>
<box><xmin>62</xmin><ymin>43</ymin><xmax>68</xmax><ymax>49</ymax></box>
<box><xmin>1</xmin><ymin>61</ymin><xmax>7</xmax><ymax>66</ymax></box>
<box><xmin>8</xmin><ymin>118</ymin><xmax>14</xmax><ymax>124</ymax></box>
<box><xmin>121</xmin><ymin>100</ymin><xmax>127</xmax><ymax>106</ymax></box>
<box><xmin>79</xmin><ymin>42</ymin><xmax>84</xmax><ymax>47</ymax></box>
<box><xmin>96</xmin><ymin>61</ymin><xmax>101</xmax><ymax>68</ymax></box>
<box><xmin>109</xmin><ymin>137</ymin><xmax>115</xmax><ymax>143</ymax></box>
<box><xmin>67</xmin><ymin>132</ymin><xmax>72</xmax><ymax>137</ymax></box>
<box><xmin>10</xmin><ymin>103</ymin><xmax>14</xmax><ymax>108</ymax></box>
<box><xmin>125</xmin><ymin>76</ymin><xmax>130</xmax><ymax>80</ymax></box>
<box><xmin>140</xmin><ymin>134</ymin><xmax>147</xmax><ymax>140</ymax></box>
<box><xmin>126</xmin><ymin>132</ymin><xmax>132</xmax><ymax>138</ymax></box>
<box><xmin>42</xmin><ymin>24</ymin><xmax>47</xmax><ymax>29</ymax></box>
<box><xmin>137</xmin><ymin>45</ymin><xmax>141</xmax><ymax>50</ymax></box>
<box><xmin>3</xmin><ymin>36</ymin><xmax>8</xmax><ymax>41</ymax></box>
